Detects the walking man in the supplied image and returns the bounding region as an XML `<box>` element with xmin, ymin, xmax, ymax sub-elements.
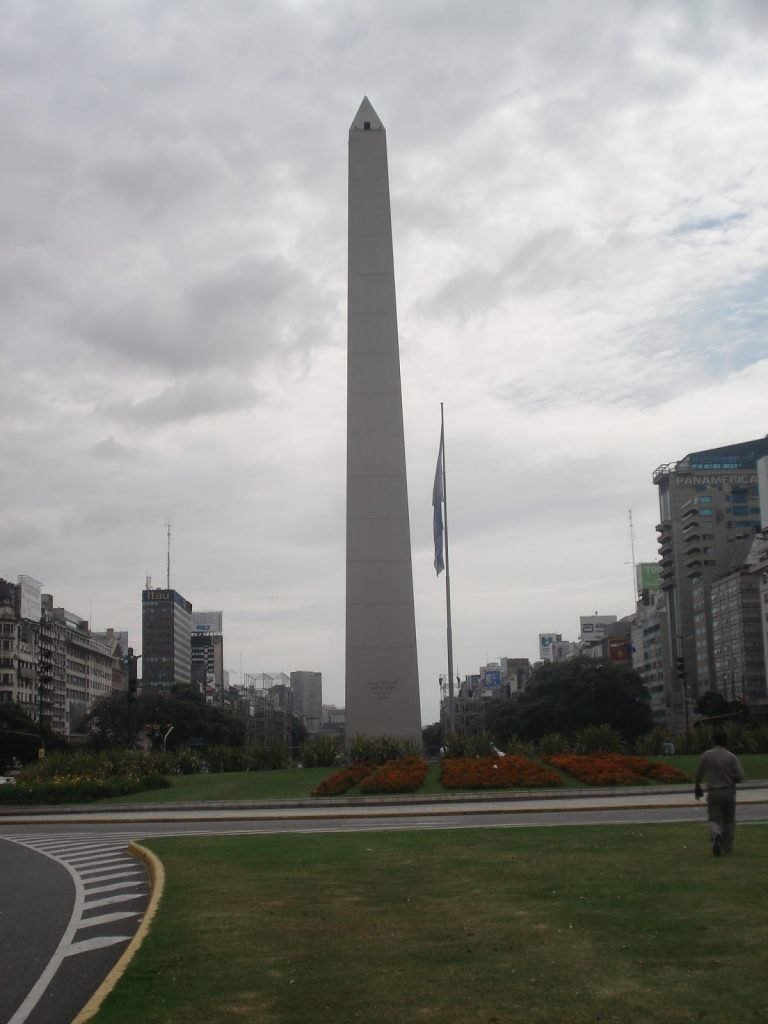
<box><xmin>694</xmin><ymin>730</ymin><xmax>745</xmax><ymax>856</ymax></box>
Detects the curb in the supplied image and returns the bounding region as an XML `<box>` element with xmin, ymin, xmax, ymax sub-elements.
<box><xmin>70</xmin><ymin>841</ymin><xmax>165</xmax><ymax>1024</ymax></box>
<box><xmin>4</xmin><ymin>794</ymin><xmax>768</xmax><ymax>827</ymax></box>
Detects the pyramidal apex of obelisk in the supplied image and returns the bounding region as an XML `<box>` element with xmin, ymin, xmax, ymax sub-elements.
<box><xmin>349</xmin><ymin>95</ymin><xmax>384</xmax><ymax>132</ymax></box>
<box><xmin>344</xmin><ymin>98</ymin><xmax>422</xmax><ymax>748</ymax></box>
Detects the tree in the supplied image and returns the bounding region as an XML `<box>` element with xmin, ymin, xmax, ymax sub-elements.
<box><xmin>511</xmin><ymin>657</ymin><xmax>652</xmax><ymax>743</ymax></box>
<box><xmin>695</xmin><ymin>691</ymin><xmax>736</xmax><ymax>719</ymax></box>
<box><xmin>86</xmin><ymin>685</ymin><xmax>245</xmax><ymax>750</ymax></box>
<box><xmin>422</xmin><ymin>722</ymin><xmax>443</xmax><ymax>757</ymax></box>
<box><xmin>0</xmin><ymin>702</ymin><xmax>67</xmax><ymax>768</ymax></box>
<box><xmin>287</xmin><ymin>715</ymin><xmax>309</xmax><ymax>754</ymax></box>
<box><xmin>484</xmin><ymin>701</ymin><xmax>521</xmax><ymax>747</ymax></box>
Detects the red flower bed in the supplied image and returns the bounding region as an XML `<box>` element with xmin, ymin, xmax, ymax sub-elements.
<box><xmin>544</xmin><ymin>753</ymin><xmax>691</xmax><ymax>786</ymax></box>
<box><xmin>359</xmin><ymin>757</ymin><xmax>428</xmax><ymax>795</ymax></box>
<box><xmin>311</xmin><ymin>761</ymin><xmax>375</xmax><ymax>797</ymax></box>
<box><xmin>440</xmin><ymin>755</ymin><xmax>563</xmax><ymax>790</ymax></box>
<box><xmin>632</xmin><ymin>758</ymin><xmax>691</xmax><ymax>784</ymax></box>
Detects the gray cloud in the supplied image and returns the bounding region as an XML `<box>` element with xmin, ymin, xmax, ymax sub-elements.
<box><xmin>3</xmin><ymin>0</ymin><xmax>768</xmax><ymax>722</ymax></box>
<box><xmin>110</xmin><ymin>371</ymin><xmax>261</xmax><ymax>426</ymax></box>
<box><xmin>87</xmin><ymin>436</ymin><xmax>139</xmax><ymax>460</ymax></box>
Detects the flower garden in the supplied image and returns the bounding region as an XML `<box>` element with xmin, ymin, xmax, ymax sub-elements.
<box><xmin>311</xmin><ymin>758</ymin><xmax>429</xmax><ymax>796</ymax></box>
<box><xmin>310</xmin><ymin>751</ymin><xmax>692</xmax><ymax>797</ymax></box>
<box><xmin>1</xmin><ymin>745</ymin><xmax>693</xmax><ymax>804</ymax></box>
<box><xmin>0</xmin><ymin>749</ymin><xmax>173</xmax><ymax>804</ymax></box>
<box><xmin>544</xmin><ymin>753</ymin><xmax>691</xmax><ymax>786</ymax></box>
<box><xmin>440</xmin><ymin>754</ymin><xmax>563</xmax><ymax>789</ymax></box>
<box><xmin>360</xmin><ymin>757</ymin><xmax>428</xmax><ymax>794</ymax></box>
<box><xmin>311</xmin><ymin>761</ymin><xmax>377</xmax><ymax>797</ymax></box>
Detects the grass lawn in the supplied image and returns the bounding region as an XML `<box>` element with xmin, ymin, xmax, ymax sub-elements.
<box><xmin>657</xmin><ymin>752</ymin><xmax>768</xmax><ymax>781</ymax></box>
<box><xmin>96</xmin><ymin>754</ymin><xmax>768</xmax><ymax>804</ymax></box>
<box><xmin>92</xmin><ymin>823</ymin><xmax>768</xmax><ymax>1024</ymax></box>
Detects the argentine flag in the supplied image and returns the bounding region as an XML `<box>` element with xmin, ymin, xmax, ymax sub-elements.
<box><xmin>433</xmin><ymin>427</ymin><xmax>445</xmax><ymax>575</ymax></box>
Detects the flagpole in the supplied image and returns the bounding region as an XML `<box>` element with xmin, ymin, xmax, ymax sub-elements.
<box><xmin>440</xmin><ymin>402</ymin><xmax>455</xmax><ymax>737</ymax></box>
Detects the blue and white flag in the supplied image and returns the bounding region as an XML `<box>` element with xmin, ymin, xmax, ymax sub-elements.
<box><xmin>433</xmin><ymin>427</ymin><xmax>445</xmax><ymax>575</ymax></box>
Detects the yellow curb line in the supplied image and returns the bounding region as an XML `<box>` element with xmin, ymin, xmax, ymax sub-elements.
<box><xmin>71</xmin><ymin>841</ymin><xmax>166</xmax><ymax>1024</ymax></box>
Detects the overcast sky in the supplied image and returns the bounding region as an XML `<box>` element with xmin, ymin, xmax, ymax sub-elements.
<box><xmin>3</xmin><ymin>0</ymin><xmax>767</xmax><ymax>725</ymax></box>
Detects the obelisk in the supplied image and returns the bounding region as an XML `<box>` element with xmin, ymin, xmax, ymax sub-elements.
<box><xmin>345</xmin><ymin>97</ymin><xmax>422</xmax><ymax>747</ymax></box>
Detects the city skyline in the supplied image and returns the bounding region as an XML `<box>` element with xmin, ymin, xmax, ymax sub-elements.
<box><xmin>3</xmin><ymin>3</ymin><xmax>768</xmax><ymax>726</ymax></box>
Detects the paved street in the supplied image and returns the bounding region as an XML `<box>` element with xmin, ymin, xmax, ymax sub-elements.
<box><xmin>0</xmin><ymin>834</ymin><xmax>151</xmax><ymax>1024</ymax></box>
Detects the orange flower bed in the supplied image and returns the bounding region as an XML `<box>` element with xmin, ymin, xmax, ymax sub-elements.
<box><xmin>359</xmin><ymin>757</ymin><xmax>428</xmax><ymax>794</ymax></box>
<box><xmin>544</xmin><ymin>753</ymin><xmax>691</xmax><ymax>786</ymax></box>
<box><xmin>440</xmin><ymin>755</ymin><xmax>563</xmax><ymax>790</ymax></box>
<box><xmin>311</xmin><ymin>761</ymin><xmax>375</xmax><ymax>797</ymax></box>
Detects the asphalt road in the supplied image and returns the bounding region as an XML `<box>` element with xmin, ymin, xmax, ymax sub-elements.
<box><xmin>0</xmin><ymin>833</ymin><xmax>151</xmax><ymax>1024</ymax></box>
<box><xmin>2</xmin><ymin>787</ymin><xmax>767</xmax><ymax>1024</ymax></box>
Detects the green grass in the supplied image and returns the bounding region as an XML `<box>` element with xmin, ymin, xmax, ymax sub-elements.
<box><xmin>96</xmin><ymin>767</ymin><xmax>335</xmax><ymax>803</ymax></box>
<box><xmin>93</xmin><ymin>823</ymin><xmax>768</xmax><ymax>1024</ymax></box>
<box><xmin>657</xmin><ymin>752</ymin><xmax>768</xmax><ymax>780</ymax></box>
<box><xmin>94</xmin><ymin>754</ymin><xmax>768</xmax><ymax>804</ymax></box>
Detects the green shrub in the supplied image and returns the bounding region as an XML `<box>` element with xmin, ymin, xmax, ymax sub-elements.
<box><xmin>443</xmin><ymin>733</ymin><xmax>496</xmax><ymax>759</ymax></box>
<box><xmin>205</xmin><ymin>746</ymin><xmax>249</xmax><ymax>772</ymax></box>
<box><xmin>302</xmin><ymin>736</ymin><xmax>341</xmax><ymax>768</ymax></box>
<box><xmin>247</xmin><ymin>740</ymin><xmax>290</xmax><ymax>770</ymax></box>
<box><xmin>632</xmin><ymin>727</ymin><xmax>675</xmax><ymax>756</ymax></box>
<box><xmin>349</xmin><ymin>734</ymin><xmax>419</xmax><ymax>764</ymax></box>
<box><xmin>572</xmin><ymin>724</ymin><xmax>625</xmax><ymax>754</ymax></box>
<box><xmin>538</xmin><ymin>733</ymin><xmax>571</xmax><ymax>756</ymax></box>
<box><xmin>0</xmin><ymin>772</ymin><xmax>170</xmax><ymax>805</ymax></box>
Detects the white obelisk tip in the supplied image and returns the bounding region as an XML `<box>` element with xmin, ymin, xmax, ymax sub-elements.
<box><xmin>350</xmin><ymin>96</ymin><xmax>384</xmax><ymax>132</ymax></box>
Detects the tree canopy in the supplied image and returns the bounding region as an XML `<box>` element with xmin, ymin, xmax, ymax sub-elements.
<box><xmin>0</xmin><ymin>702</ymin><xmax>68</xmax><ymax>768</ymax></box>
<box><xmin>86</xmin><ymin>685</ymin><xmax>245</xmax><ymax>750</ymax></box>
<box><xmin>486</xmin><ymin>657</ymin><xmax>653</xmax><ymax>744</ymax></box>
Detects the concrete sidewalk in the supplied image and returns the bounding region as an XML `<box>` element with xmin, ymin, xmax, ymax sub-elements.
<box><xmin>2</xmin><ymin>781</ymin><xmax>767</xmax><ymax>824</ymax></box>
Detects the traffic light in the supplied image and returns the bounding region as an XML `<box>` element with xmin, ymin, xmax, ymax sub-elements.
<box><xmin>676</xmin><ymin>656</ymin><xmax>686</xmax><ymax>679</ymax></box>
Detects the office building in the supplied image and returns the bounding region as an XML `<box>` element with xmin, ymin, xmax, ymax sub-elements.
<box><xmin>1</xmin><ymin>575</ymin><xmax>126</xmax><ymax>737</ymax></box>
<box><xmin>630</xmin><ymin>586</ymin><xmax>671</xmax><ymax>725</ymax></box>
<box><xmin>141</xmin><ymin>588</ymin><xmax>192</xmax><ymax>689</ymax></box>
<box><xmin>191</xmin><ymin>611</ymin><xmax>224</xmax><ymax>701</ymax></box>
<box><xmin>654</xmin><ymin>436</ymin><xmax>768</xmax><ymax>728</ymax></box>
<box><xmin>290</xmin><ymin>670</ymin><xmax>322</xmax><ymax>733</ymax></box>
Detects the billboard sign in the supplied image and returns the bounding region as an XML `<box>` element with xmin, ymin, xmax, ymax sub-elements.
<box><xmin>539</xmin><ymin>633</ymin><xmax>561</xmax><ymax>661</ymax></box>
<box><xmin>580</xmin><ymin>615</ymin><xmax>617</xmax><ymax>641</ymax></box>
<box><xmin>608</xmin><ymin>636</ymin><xmax>630</xmax><ymax>663</ymax></box>
<box><xmin>192</xmin><ymin>611</ymin><xmax>223</xmax><ymax>633</ymax></box>
<box><xmin>18</xmin><ymin>576</ymin><xmax>42</xmax><ymax>622</ymax></box>
<box><xmin>636</xmin><ymin>563</ymin><xmax>662</xmax><ymax>592</ymax></box>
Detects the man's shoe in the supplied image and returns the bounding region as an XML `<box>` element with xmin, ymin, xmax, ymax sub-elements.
<box><xmin>713</xmin><ymin>835</ymin><xmax>723</xmax><ymax>857</ymax></box>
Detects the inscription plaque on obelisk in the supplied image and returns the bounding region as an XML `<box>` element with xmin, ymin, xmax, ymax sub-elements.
<box><xmin>344</xmin><ymin>97</ymin><xmax>422</xmax><ymax>747</ymax></box>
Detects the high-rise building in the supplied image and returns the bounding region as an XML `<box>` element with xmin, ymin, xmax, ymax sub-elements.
<box><xmin>710</xmin><ymin>564</ymin><xmax>766</xmax><ymax>705</ymax></box>
<box><xmin>190</xmin><ymin>611</ymin><xmax>224</xmax><ymax>701</ymax></box>
<box><xmin>630</xmin><ymin>586</ymin><xmax>671</xmax><ymax>725</ymax></box>
<box><xmin>290</xmin><ymin>670</ymin><xmax>322</xmax><ymax>733</ymax></box>
<box><xmin>654</xmin><ymin>436</ymin><xmax>768</xmax><ymax>728</ymax></box>
<box><xmin>344</xmin><ymin>97</ymin><xmax>421</xmax><ymax>745</ymax></box>
<box><xmin>1</xmin><ymin>576</ymin><xmax>126</xmax><ymax>737</ymax></box>
<box><xmin>141</xmin><ymin>588</ymin><xmax>192</xmax><ymax>689</ymax></box>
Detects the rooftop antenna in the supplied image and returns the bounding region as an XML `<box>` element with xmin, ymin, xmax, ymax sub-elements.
<box><xmin>166</xmin><ymin>518</ymin><xmax>172</xmax><ymax>589</ymax></box>
<box><xmin>145</xmin><ymin>574</ymin><xmax>152</xmax><ymax>590</ymax></box>
<box><xmin>628</xmin><ymin>509</ymin><xmax>637</xmax><ymax>604</ymax></box>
